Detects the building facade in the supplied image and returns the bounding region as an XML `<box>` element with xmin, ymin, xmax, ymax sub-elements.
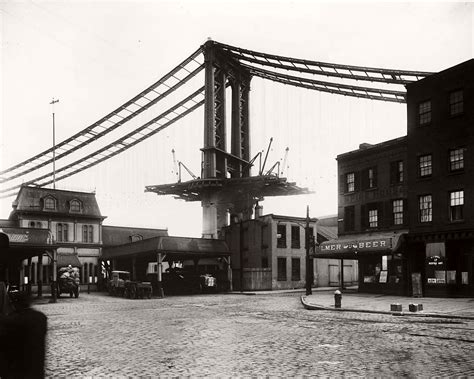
<box><xmin>1</xmin><ymin>185</ymin><xmax>169</xmax><ymax>293</ymax></box>
<box><xmin>318</xmin><ymin>138</ymin><xmax>409</xmax><ymax>295</ymax></box>
<box><xmin>222</xmin><ymin>211</ymin><xmax>357</xmax><ymax>291</ymax></box>
<box><xmin>317</xmin><ymin>59</ymin><xmax>474</xmax><ymax>297</ymax></box>
<box><xmin>406</xmin><ymin>59</ymin><xmax>474</xmax><ymax>297</ymax></box>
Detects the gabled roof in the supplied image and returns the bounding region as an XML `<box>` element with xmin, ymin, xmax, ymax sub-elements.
<box><xmin>10</xmin><ymin>185</ymin><xmax>104</xmax><ymax>219</ymax></box>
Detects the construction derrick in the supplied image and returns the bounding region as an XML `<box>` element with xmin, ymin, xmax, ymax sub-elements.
<box><xmin>145</xmin><ymin>40</ymin><xmax>311</xmax><ymax>238</ymax></box>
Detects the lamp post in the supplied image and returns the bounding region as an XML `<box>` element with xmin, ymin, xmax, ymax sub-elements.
<box><xmin>50</xmin><ymin>98</ymin><xmax>59</xmax><ymax>189</ymax></box>
<box><xmin>305</xmin><ymin>205</ymin><xmax>313</xmax><ymax>296</ymax></box>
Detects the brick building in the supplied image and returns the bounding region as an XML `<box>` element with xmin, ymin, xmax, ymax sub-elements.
<box><xmin>317</xmin><ymin>137</ymin><xmax>409</xmax><ymax>295</ymax></box>
<box><xmin>406</xmin><ymin>59</ymin><xmax>474</xmax><ymax>297</ymax></box>
<box><xmin>316</xmin><ymin>59</ymin><xmax>474</xmax><ymax>297</ymax></box>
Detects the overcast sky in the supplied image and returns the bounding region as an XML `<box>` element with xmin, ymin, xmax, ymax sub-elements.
<box><xmin>1</xmin><ymin>1</ymin><xmax>473</xmax><ymax>236</ymax></box>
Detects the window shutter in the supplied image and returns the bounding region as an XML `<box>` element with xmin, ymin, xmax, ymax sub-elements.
<box><xmin>403</xmin><ymin>198</ymin><xmax>408</xmax><ymax>226</ymax></box>
<box><xmin>390</xmin><ymin>162</ymin><xmax>397</xmax><ymax>185</ymax></box>
<box><xmin>360</xmin><ymin>204</ymin><xmax>367</xmax><ymax>230</ymax></box>
<box><xmin>378</xmin><ymin>202</ymin><xmax>384</xmax><ymax>228</ymax></box>
<box><xmin>354</xmin><ymin>171</ymin><xmax>360</xmax><ymax>192</ymax></box>
<box><xmin>339</xmin><ymin>174</ymin><xmax>345</xmax><ymax>194</ymax></box>
<box><xmin>384</xmin><ymin>200</ymin><xmax>393</xmax><ymax>228</ymax></box>
<box><xmin>361</xmin><ymin>169</ymin><xmax>368</xmax><ymax>190</ymax></box>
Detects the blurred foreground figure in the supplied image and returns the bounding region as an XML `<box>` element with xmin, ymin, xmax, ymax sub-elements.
<box><xmin>0</xmin><ymin>289</ymin><xmax>48</xmax><ymax>378</ymax></box>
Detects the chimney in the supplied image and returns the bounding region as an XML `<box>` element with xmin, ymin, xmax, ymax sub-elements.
<box><xmin>255</xmin><ymin>203</ymin><xmax>263</xmax><ymax>218</ymax></box>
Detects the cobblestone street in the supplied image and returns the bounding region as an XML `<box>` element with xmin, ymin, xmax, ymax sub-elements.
<box><xmin>37</xmin><ymin>293</ymin><xmax>474</xmax><ymax>377</ymax></box>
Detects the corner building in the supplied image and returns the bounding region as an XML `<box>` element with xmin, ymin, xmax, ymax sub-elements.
<box><xmin>317</xmin><ymin>59</ymin><xmax>474</xmax><ymax>297</ymax></box>
<box><xmin>318</xmin><ymin>138</ymin><xmax>409</xmax><ymax>295</ymax></box>
<box><xmin>406</xmin><ymin>59</ymin><xmax>474</xmax><ymax>297</ymax></box>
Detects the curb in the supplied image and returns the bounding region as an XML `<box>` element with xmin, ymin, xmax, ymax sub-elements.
<box><xmin>300</xmin><ymin>296</ymin><xmax>474</xmax><ymax>321</ymax></box>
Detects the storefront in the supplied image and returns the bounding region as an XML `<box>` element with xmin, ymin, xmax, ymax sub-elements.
<box><xmin>316</xmin><ymin>232</ymin><xmax>408</xmax><ymax>295</ymax></box>
<box><xmin>415</xmin><ymin>238</ymin><xmax>474</xmax><ymax>298</ymax></box>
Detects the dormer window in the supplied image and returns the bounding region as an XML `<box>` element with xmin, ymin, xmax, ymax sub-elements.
<box><xmin>70</xmin><ymin>199</ymin><xmax>82</xmax><ymax>213</ymax></box>
<box><xmin>44</xmin><ymin>196</ymin><xmax>56</xmax><ymax>210</ymax></box>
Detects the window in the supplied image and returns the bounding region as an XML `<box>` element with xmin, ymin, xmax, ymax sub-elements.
<box><xmin>346</xmin><ymin>173</ymin><xmax>355</xmax><ymax>192</ymax></box>
<box><xmin>56</xmin><ymin>223</ymin><xmax>68</xmax><ymax>242</ymax></box>
<box><xmin>368</xmin><ymin>167</ymin><xmax>377</xmax><ymax>188</ymax></box>
<box><xmin>393</xmin><ymin>199</ymin><xmax>404</xmax><ymax>225</ymax></box>
<box><xmin>419</xmin><ymin>155</ymin><xmax>432</xmax><ymax>177</ymax></box>
<box><xmin>83</xmin><ymin>225</ymin><xmax>94</xmax><ymax>243</ymax></box>
<box><xmin>449</xmin><ymin>90</ymin><xmax>463</xmax><ymax>116</ymax></box>
<box><xmin>70</xmin><ymin>199</ymin><xmax>81</xmax><ymax>213</ymax></box>
<box><xmin>291</xmin><ymin>258</ymin><xmax>300</xmax><ymax>281</ymax></box>
<box><xmin>418</xmin><ymin>100</ymin><xmax>431</xmax><ymax>125</ymax></box>
<box><xmin>344</xmin><ymin>206</ymin><xmax>355</xmax><ymax>232</ymax></box>
<box><xmin>291</xmin><ymin>225</ymin><xmax>300</xmax><ymax>248</ymax></box>
<box><xmin>368</xmin><ymin>208</ymin><xmax>378</xmax><ymax>228</ymax></box>
<box><xmin>44</xmin><ymin>197</ymin><xmax>55</xmax><ymax>210</ymax></box>
<box><xmin>277</xmin><ymin>224</ymin><xmax>286</xmax><ymax>248</ymax></box>
<box><xmin>449</xmin><ymin>148</ymin><xmax>464</xmax><ymax>172</ymax></box>
<box><xmin>261</xmin><ymin>257</ymin><xmax>268</xmax><ymax>268</ymax></box>
<box><xmin>449</xmin><ymin>190</ymin><xmax>464</xmax><ymax>221</ymax></box>
<box><xmin>277</xmin><ymin>257</ymin><xmax>287</xmax><ymax>281</ymax></box>
<box><xmin>419</xmin><ymin>195</ymin><xmax>432</xmax><ymax>222</ymax></box>
<box><xmin>390</xmin><ymin>160</ymin><xmax>403</xmax><ymax>184</ymax></box>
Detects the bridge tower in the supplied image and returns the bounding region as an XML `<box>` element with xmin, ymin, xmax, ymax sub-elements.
<box><xmin>146</xmin><ymin>40</ymin><xmax>310</xmax><ymax>238</ymax></box>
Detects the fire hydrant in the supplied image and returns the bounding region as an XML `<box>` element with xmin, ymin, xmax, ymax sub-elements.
<box><xmin>334</xmin><ymin>290</ymin><xmax>342</xmax><ymax>308</ymax></box>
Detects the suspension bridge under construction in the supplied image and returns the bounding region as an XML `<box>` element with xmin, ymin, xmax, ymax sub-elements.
<box><xmin>0</xmin><ymin>39</ymin><xmax>432</xmax><ymax>238</ymax></box>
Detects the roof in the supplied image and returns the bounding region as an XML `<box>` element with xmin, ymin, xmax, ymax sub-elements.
<box><xmin>0</xmin><ymin>227</ymin><xmax>57</xmax><ymax>263</ymax></box>
<box><xmin>102</xmin><ymin>236</ymin><xmax>230</xmax><ymax>261</ymax></box>
<box><xmin>102</xmin><ymin>225</ymin><xmax>168</xmax><ymax>246</ymax></box>
<box><xmin>337</xmin><ymin>136</ymin><xmax>407</xmax><ymax>161</ymax></box>
<box><xmin>317</xmin><ymin>225</ymin><xmax>338</xmax><ymax>241</ymax></box>
<box><xmin>57</xmin><ymin>252</ymin><xmax>82</xmax><ymax>267</ymax></box>
<box><xmin>10</xmin><ymin>185</ymin><xmax>104</xmax><ymax>220</ymax></box>
<box><xmin>0</xmin><ymin>227</ymin><xmax>54</xmax><ymax>246</ymax></box>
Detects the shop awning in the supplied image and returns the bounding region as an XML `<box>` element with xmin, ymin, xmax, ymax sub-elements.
<box><xmin>315</xmin><ymin>232</ymin><xmax>406</xmax><ymax>259</ymax></box>
<box><xmin>57</xmin><ymin>252</ymin><xmax>82</xmax><ymax>268</ymax></box>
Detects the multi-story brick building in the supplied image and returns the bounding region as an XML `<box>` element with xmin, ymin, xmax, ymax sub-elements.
<box><xmin>318</xmin><ymin>137</ymin><xmax>409</xmax><ymax>295</ymax></box>
<box><xmin>406</xmin><ymin>58</ymin><xmax>474</xmax><ymax>297</ymax></box>
<box><xmin>317</xmin><ymin>59</ymin><xmax>474</xmax><ymax>297</ymax></box>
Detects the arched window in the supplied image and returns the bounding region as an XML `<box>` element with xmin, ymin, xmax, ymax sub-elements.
<box><xmin>44</xmin><ymin>197</ymin><xmax>56</xmax><ymax>210</ymax></box>
<box><xmin>36</xmin><ymin>222</ymin><xmax>42</xmax><ymax>228</ymax></box>
<box><xmin>30</xmin><ymin>221</ymin><xmax>36</xmax><ymax>228</ymax></box>
<box><xmin>70</xmin><ymin>199</ymin><xmax>82</xmax><ymax>213</ymax></box>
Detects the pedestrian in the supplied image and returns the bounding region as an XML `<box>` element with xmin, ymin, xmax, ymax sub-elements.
<box><xmin>0</xmin><ymin>291</ymin><xmax>48</xmax><ymax>378</ymax></box>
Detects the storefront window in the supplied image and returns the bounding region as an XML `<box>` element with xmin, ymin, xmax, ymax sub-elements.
<box><xmin>362</xmin><ymin>255</ymin><xmax>402</xmax><ymax>285</ymax></box>
<box><xmin>426</xmin><ymin>255</ymin><xmax>446</xmax><ymax>284</ymax></box>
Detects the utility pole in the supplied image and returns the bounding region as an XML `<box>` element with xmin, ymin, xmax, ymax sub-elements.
<box><xmin>50</xmin><ymin>98</ymin><xmax>59</xmax><ymax>189</ymax></box>
<box><xmin>305</xmin><ymin>205</ymin><xmax>312</xmax><ymax>296</ymax></box>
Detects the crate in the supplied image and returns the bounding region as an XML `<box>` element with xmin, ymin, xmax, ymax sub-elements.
<box><xmin>409</xmin><ymin>303</ymin><xmax>423</xmax><ymax>312</ymax></box>
<box><xmin>390</xmin><ymin>303</ymin><xmax>402</xmax><ymax>312</ymax></box>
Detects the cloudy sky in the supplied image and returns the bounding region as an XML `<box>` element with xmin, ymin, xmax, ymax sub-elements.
<box><xmin>1</xmin><ymin>1</ymin><xmax>472</xmax><ymax>236</ymax></box>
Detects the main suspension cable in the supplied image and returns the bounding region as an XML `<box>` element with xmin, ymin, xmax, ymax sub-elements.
<box><xmin>0</xmin><ymin>47</ymin><xmax>204</xmax><ymax>182</ymax></box>
<box><xmin>0</xmin><ymin>87</ymin><xmax>205</xmax><ymax>198</ymax></box>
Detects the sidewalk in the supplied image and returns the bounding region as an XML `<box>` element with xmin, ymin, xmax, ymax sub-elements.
<box><xmin>300</xmin><ymin>289</ymin><xmax>474</xmax><ymax>320</ymax></box>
